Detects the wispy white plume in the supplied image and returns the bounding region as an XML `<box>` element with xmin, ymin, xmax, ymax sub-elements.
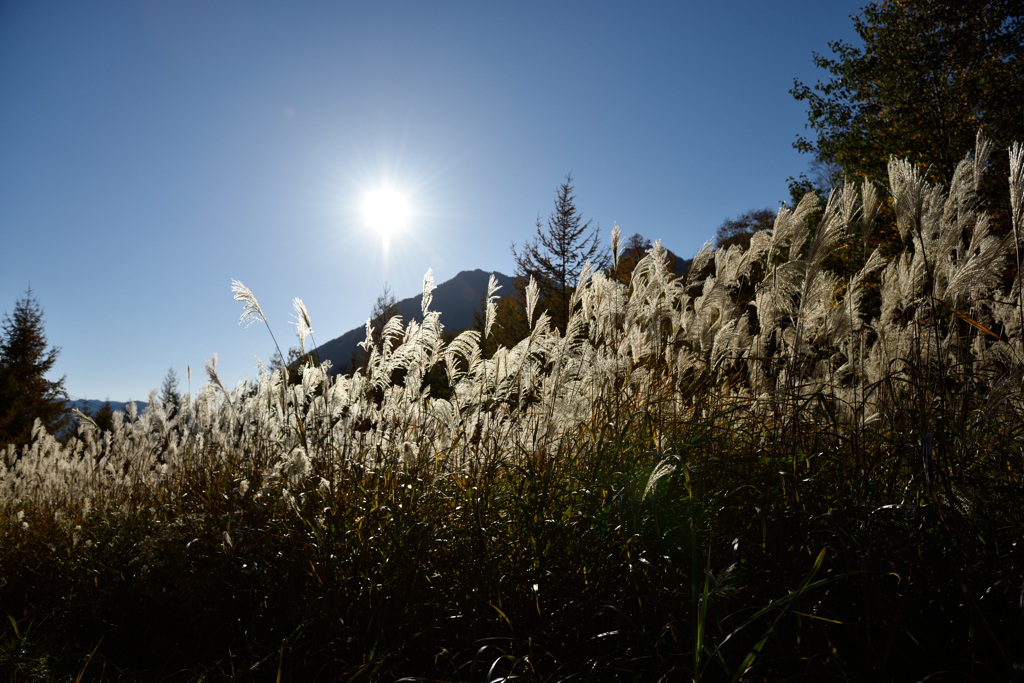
<box><xmin>611</xmin><ymin>223</ymin><xmax>621</xmax><ymax>271</ymax></box>
<box><xmin>1011</xmin><ymin>142</ymin><xmax>1024</xmax><ymax>235</ymax></box>
<box><xmin>687</xmin><ymin>240</ymin><xmax>715</xmax><ymax>285</ymax></box>
<box><xmin>422</xmin><ymin>268</ymin><xmax>436</xmax><ymax>318</ymax></box>
<box><xmin>10</xmin><ymin>138</ymin><xmax>1024</xmax><ymax>528</ymax></box>
<box><xmin>973</xmin><ymin>130</ymin><xmax>993</xmax><ymax>192</ymax></box>
<box><xmin>204</xmin><ymin>354</ymin><xmax>232</xmax><ymax>410</ymax></box>
<box><xmin>484</xmin><ymin>273</ymin><xmax>501</xmax><ymax>340</ymax></box>
<box><xmin>888</xmin><ymin>157</ymin><xmax>930</xmax><ymax>241</ymax></box>
<box><xmin>232</xmin><ymin>280</ymin><xmax>264</xmax><ymax>329</ymax></box>
<box><xmin>291</xmin><ymin>298</ymin><xmax>313</xmax><ymax>354</ymax></box>
<box><xmin>525</xmin><ymin>275</ymin><xmax>540</xmax><ymax>328</ymax></box>
<box><xmin>861</xmin><ymin>179</ymin><xmax>879</xmax><ymax>246</ymax></box>
<box><xmin>358</xmin><ymin>318</ymin><xmax>374</xmax><ymax>352</ymax></box>
<box><xmin>644</xmin><ymin>458</ymin><xmax>677</xmax><ymax>499</ymax></box>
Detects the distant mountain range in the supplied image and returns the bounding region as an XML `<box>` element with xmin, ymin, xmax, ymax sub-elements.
<box><xmin>67</xmin><ymin>399</ymin><xmax>149</xmax><ymax>416</ymax></box>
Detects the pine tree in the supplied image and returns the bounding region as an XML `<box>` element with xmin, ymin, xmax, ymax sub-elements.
<box><xmin>511</xmin><ymin>173</ymin><xmax>609</xmax><ymax>333</ymax></box>
<box><xmin>159</xmin><ymin>367</ymin><xmax>182</xmax><ymax>418</ymax></box>
<box><xmin>91</xmin><ymin>400</ymin><xmax>117</xmax><ymax>434</ymax></box>
<box><xmin>0</xmin><ymin>288</ymin><xmax>69</xmax><ymax>448</ymax></box>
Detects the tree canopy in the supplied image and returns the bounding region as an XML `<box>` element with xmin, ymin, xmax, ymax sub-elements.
<box><xmin>791</xmin><ymin>0</ymin><xmax>1024</xmax><ymax>226</ymax></box>
<box><xmin>90</xmin><ymin>400</ymin><xmax>117</xmax><ymax>434</ymax></box>
<box><xmin>609</xmin><ymin>232</ymin><xmax>679</xmax><ymax>284</ymax></box>
<box><xmin>0</xmin><ymin>288</ymin><xmax>69</xmax><ymax>448</ymax></box>
<box><xmin>714</xmin><ymin>209</ymin><xmax>776</xmax><ymax>251</ymax></box>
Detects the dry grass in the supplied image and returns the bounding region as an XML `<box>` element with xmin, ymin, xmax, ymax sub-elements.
<box><xmin>2</xmin><ymin>138</ymin><xmax>1024</xmax><ymax>681</ymax></box>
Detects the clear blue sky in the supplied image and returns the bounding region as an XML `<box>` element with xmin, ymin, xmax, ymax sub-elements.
<box><xmin>0</xmin><ymin>1</ymin><xmax>864</xmax><ymax>403</ymax></box>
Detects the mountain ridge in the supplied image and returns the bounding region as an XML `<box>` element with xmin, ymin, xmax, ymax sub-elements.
<box><xmin>314</xmin><ymin>269</ymin><xmax>515</xmax><ymax>375</ymax></box>
<box><xmin>67</xmin><ymin>399</ymin><xmax>149</xmax><ymax>416</ymax></box>
<box><xmin>314</xmin><ymin>247</ymin><xmax>691</xmax><ymax>376</ymax></box>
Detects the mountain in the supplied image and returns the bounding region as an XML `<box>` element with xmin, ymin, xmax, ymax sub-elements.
<box><xmin>67</xmin><ymin>399</ymin><xmax>149</xmax><ymax>416</ymax></box>
<box><xmin>672</xmin><ymin>255</ymin><xmax>692</xmax><ymax>276</ymax></box>
<box><xmin>313</xmin><ymin>248</ymin><xmax>692</xmax><ymax>377</ymax></box>
<box><xmin>314</xmin><ymin>269</ymin><xmax>515</xmax><ymax>375</ymax></box>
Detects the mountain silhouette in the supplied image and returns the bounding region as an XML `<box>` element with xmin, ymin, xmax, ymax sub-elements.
<box><xmin>314</xmin><ymin>269</ymin><xmax>514</xmax><ymax>375</ymax></box>
<box><xmin>313</xmin><ymin>247</ymin><xmax>691</xmax><ymax>377</ymax></box>
<box><xmin>67</xmin><ymin>399</ymin><xmax>148</xmax><ymax>417</ymax></box>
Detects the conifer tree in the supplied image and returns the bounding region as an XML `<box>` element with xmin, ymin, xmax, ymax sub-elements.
<box><xmin>0</xmin><ymin>288</ymin><xmax>69</xmax><ymax>448</ymax></box>
<box><xmin>159</xmin><ymin>367</ymin><xmax>182</xmax><ymax>418</ymax></box>
<box><xmin>91</xmin><ymin>400</ymin><xmax>117</xmax><ymax>434</ymax></box>
<box><xmin>511</xmin><ymin>173</ymin><xmax>609</xmax><ymax>333</ymax></box>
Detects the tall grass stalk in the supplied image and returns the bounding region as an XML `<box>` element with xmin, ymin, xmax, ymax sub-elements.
<box><xmin>2</xmin><ymin>139</ymin><xmax>1024</xmax><ymax>680</ymax></box>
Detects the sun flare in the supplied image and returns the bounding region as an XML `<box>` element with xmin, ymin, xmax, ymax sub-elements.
<box><xmin>361</xmin><ymin>186</ymin><xmax>410</xmax><ymax>243</ymax></box>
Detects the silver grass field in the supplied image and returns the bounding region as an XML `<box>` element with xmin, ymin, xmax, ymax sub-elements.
<box><xmin>3</xmin><ymin>137</ymin><xmax>1024</xmax><ymax>681</ymax></box>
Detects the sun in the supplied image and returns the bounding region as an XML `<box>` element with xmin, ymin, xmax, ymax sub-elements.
<box><xmin>361</xmin><ymin>186</ymin><xmax>410</xmax><ymax>244</ymax></box>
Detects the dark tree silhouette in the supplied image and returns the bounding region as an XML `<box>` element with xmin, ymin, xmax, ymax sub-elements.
<box><xmin>610</xmin><ymin>232</ymin><xmax>678</xmax><ymax>284</ymax></box>
<box><xmin>91</xmin><ymin>400</ymin><xmax>117</xmax><ymax>434</ymax></box>
<box><xmin>0</xmin><ymin>288</ymin><xmax>69</xmax><ymax>449</ymax></box>
<box><xmin>791</xmin><ymin>0</ymin><xmax>1024</xmax><ymax>232</ymax></box>
<box><xmin>714</xmin><ymin>209</ymin><xmax>776</xmax><ymax>251</ymax></box>
<box><xmin>511</xmin><ymin>173</ymin><xmax>609</xmax><ymax>333</ymax></box>
<box><xmin>159</xmin><ymin>367</ymin><xmax>182</xmax><ymax>418</ymax></box>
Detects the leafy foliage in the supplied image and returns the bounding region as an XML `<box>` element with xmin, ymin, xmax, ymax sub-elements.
<box><xmin>791</xmin><ymin>0</ymin><xmax>1024</xmax><ymax>231</ymax></box>
<box><xmin>713</xmin><ymin>209</ymin><xmax>776</xmax><ymax>251</ymax></box>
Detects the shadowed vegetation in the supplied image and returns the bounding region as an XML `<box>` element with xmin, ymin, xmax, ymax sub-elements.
<box><xmin>2</xmin><ymin>140</ymin><xmax>1024</xmax><ymax>681</ymax></box>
